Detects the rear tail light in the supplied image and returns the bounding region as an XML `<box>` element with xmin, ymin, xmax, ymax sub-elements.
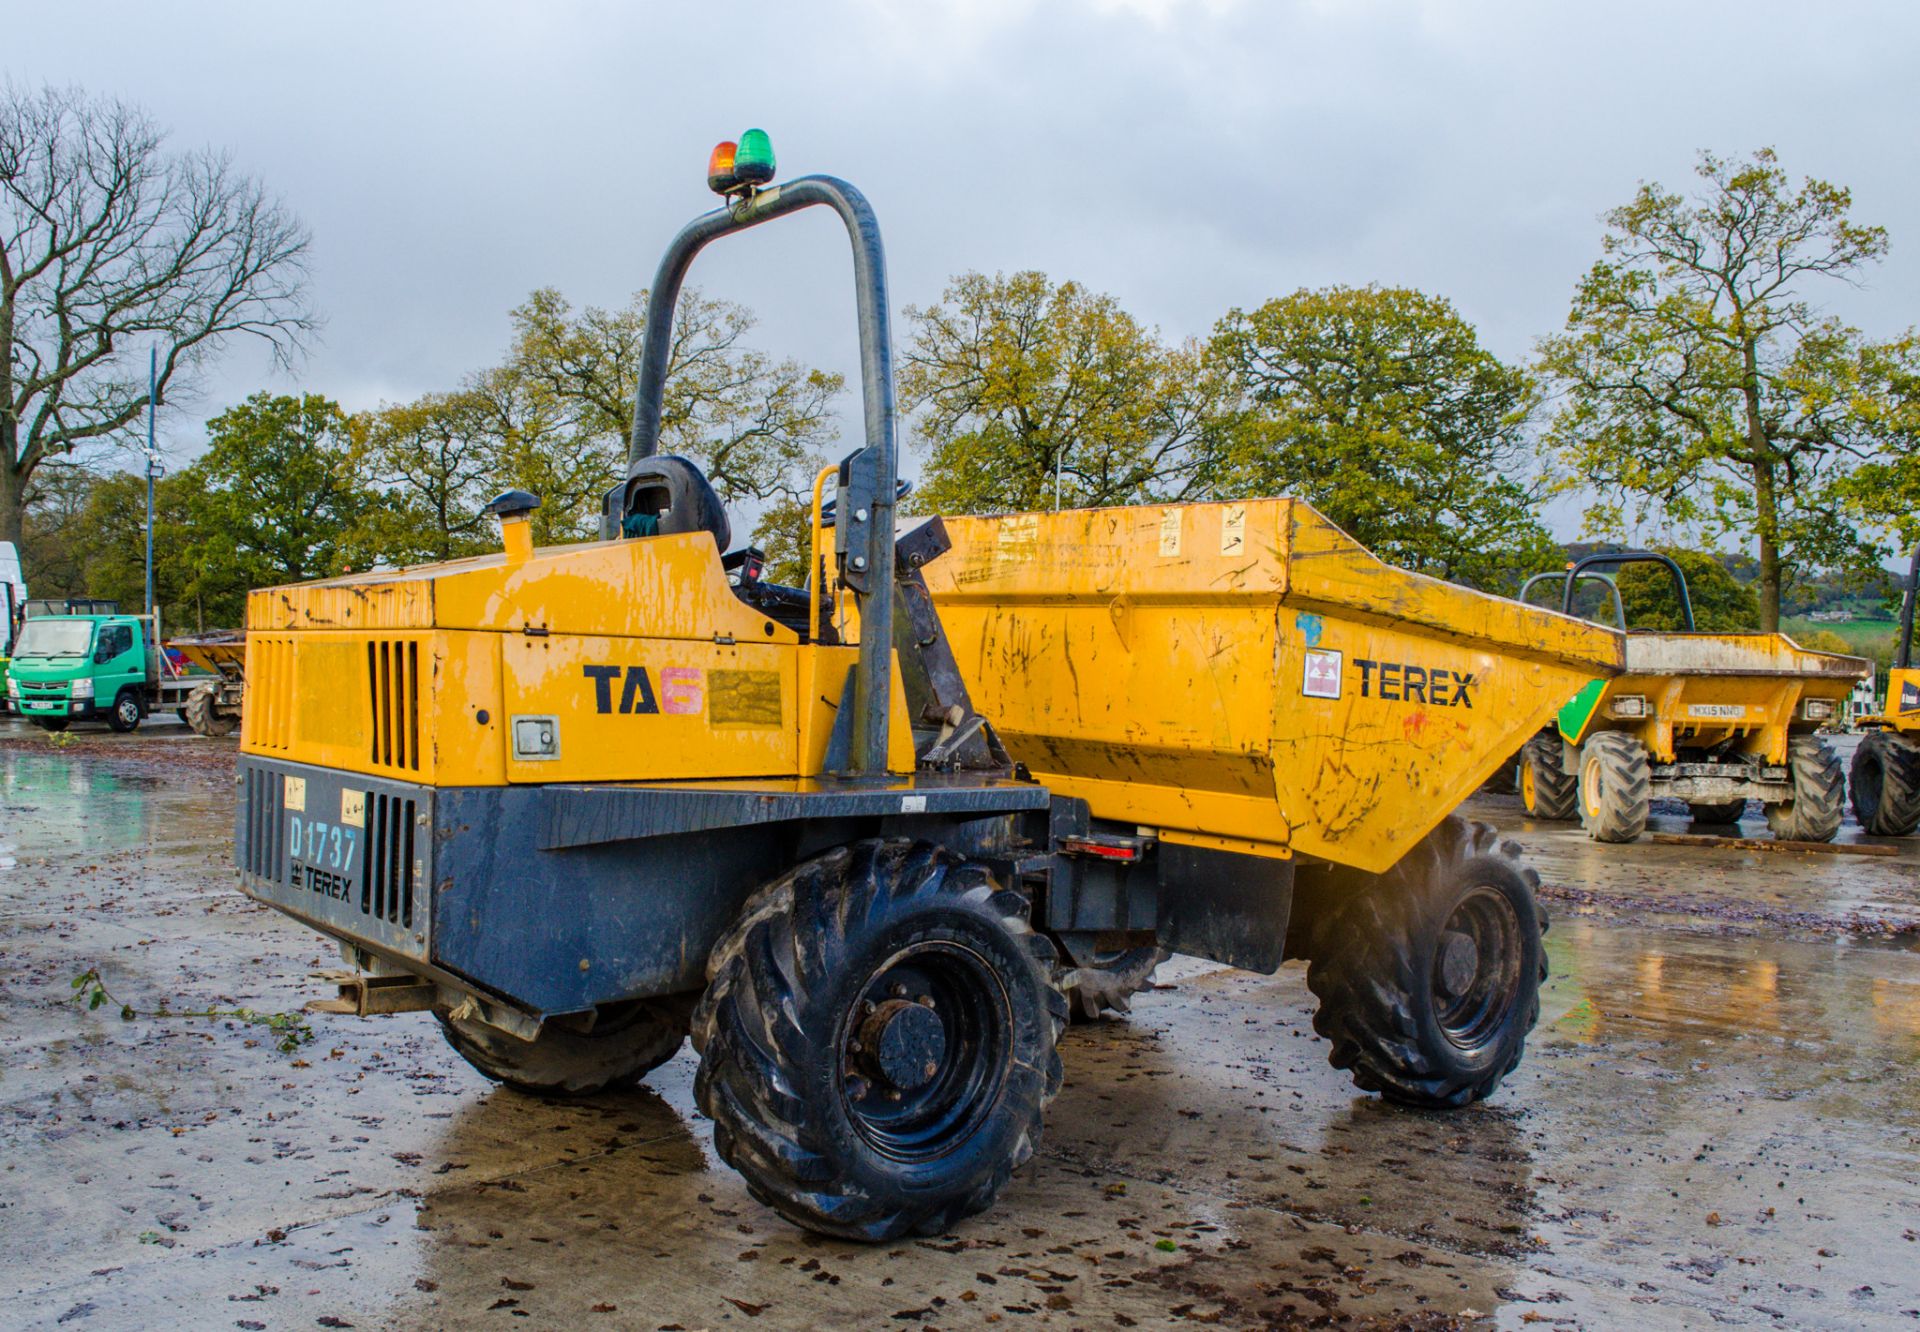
<box><xmin>1608</xmin><ymin>694</ymin><xmax>1648</xmax><ymax>718</ymax></box>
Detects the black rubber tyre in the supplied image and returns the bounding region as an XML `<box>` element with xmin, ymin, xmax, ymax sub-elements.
<box><xmin>693</xmin><ymin>840</ymin><xmax>1066</xmax><ymax>1242</ymax></box>
<box><xmin>184</xmin><ymin>682</ymin><xmax>237</xmax><ymax>737</ymax></box>
<box><xmin>1518</xmin><ymin>734</ymin><xmax>1578</xmax><ymax>821</ymax></box>
<box><xmin>438</xmin><ymin>995</ymin><xmax>693</xmax><ymax>1097</ymax></box>
<box><xmin>1481</xmin><ymin>753</ymin><xmax>1518</xmax><ymax>796</ymax></box>
<box><xmin>1850</xmin><ymin>731</ymin><xmax>1920</xmax><ymax>837</ymax></box>
<box><xmin>1766</xmin><ymin>736</ymin><xmax>1844</xmax><ymax>843</ymax></box>
<box><xmin>1305</xmin><ymin>817</ymin><xmax>1547</xmax><ymax>1108</ymax></box>
<box><xmin>1686</xmin><ymin>799</ymin><xmax>1748</xmax><ymax>826</ymax></box>
<box><xmin>1578</xmin><ymin>731</ymin><xmax>1650</xmax><ymax>843</ymax></box>
<box><xmin>105</xmin><ymin>688</ymin><xmax>142</xmax><ymax>733</ymax></box>
<box><xmin>31</xmin><ymin>717</ymin><xmax>70</xmax><ymax>733</ymax></box>
<box><xmin>1058</xmin><ymin>945</ymin><xmax>1168</xmax><ymax>1021</ymax></box>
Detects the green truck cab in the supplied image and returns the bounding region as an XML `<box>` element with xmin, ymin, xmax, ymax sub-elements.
<box><xmin>6</xmin><ymin>610</ymin><xmax>191</xmax><ymax>733</ymax></box>
<box><xmin>0</xmin><ymin>539</ymin><xmax>24</xmax><ymax>711</ymax></box>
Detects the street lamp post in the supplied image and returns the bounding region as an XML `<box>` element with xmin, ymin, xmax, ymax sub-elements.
<box><xmin>144</xmin><ymin>349</ymin><xmax>159</xmax><ymax>617</ymax></box>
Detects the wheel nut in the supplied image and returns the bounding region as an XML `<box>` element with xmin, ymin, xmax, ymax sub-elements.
<box><xmin>918</xmin><ymin>995</ymin><xmax>935</xmax><ymax>1009</ymax></box>
<box><xmin>923</xmin><ymin>1061</ymin><xmax>938</xmax><ymax>1080</ymax></box>
<box><xmin>890</xmin><ymin>983</ymin><xmax>909</xmax><ymax>998</ymax></box>
<box><xmin>847</xmin><ymin>1076</ymin><xmax>870</xmax><ymax>1102</ymax></box>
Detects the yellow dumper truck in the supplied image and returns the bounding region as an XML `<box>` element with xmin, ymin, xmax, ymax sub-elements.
<box><xmin>1851</xmin><ymin>549</ymin><xmax>1920</xmax><ymax>834</ymax></box>
<box><xmin>1516</xmin><ymin>553</ymin><xmax>1866</xmax><ymax>843</ymax></box>
<box><xmin>231</xmin><ymin>142</ymin><xmax>1623</xmax><ymax>1241</ymax></box>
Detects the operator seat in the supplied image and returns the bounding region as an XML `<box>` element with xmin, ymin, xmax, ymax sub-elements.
<box><xmin>614</xmin><ymin>455</ymin><xmax>733</xmax><ymax>551</ymax></box>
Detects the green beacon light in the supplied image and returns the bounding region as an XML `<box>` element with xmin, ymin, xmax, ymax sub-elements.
<box><xmin>733</xmin><ymin>128</ymin><xmax>776</xmax><ymax>187</ymax></box>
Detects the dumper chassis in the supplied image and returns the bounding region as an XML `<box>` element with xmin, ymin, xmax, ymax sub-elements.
<box><xmin>233</xmin><ymin>148</ymin><xmax>1610</xmax><ymax>1240</ymax></box>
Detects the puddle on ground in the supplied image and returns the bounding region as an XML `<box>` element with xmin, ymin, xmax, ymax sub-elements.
<box><xmin>5</xmin><ymin>744</ymin><xmax>1920</xmax><ymax>1328</ymax></box>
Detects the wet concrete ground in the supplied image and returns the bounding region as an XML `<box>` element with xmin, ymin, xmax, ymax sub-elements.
<box><xmin>3</xmin><ymin>720</ymin><xmax>1918</xmax><ymax>1330</ymax></box>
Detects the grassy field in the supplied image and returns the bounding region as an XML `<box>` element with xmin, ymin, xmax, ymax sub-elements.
<box><xmin>1781</xmin><ymin>615</ymin><xmax>1898</xmax><ymax>668</ymax></box>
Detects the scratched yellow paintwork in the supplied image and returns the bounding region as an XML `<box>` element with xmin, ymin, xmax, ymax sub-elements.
<box><xmin>241</xmin><ymin>532</ymin><xmax>913</xmax><ymax>785</ymax></box>
<box><xmin>1565</xmin><ymin>634</ymin><xmax>1867</xmax><ymax>765</ymax></box>
<box><xmin>925</xmin><ymin>500</ymin><xmax>1624</xmax><ymax>875</ymax></box>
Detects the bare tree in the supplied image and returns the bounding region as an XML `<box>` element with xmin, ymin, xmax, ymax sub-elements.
<box><xmin>0</xmin><ymin>85</ymin><xmax>313</xmax><ymax>543</ymax></box>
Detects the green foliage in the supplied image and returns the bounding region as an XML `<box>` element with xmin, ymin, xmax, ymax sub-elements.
<box><xmin>1538</xmin><ymin>148</ymin><xmax>1916</xmax><ymax>630</ymax></box>
<box><xmin>70</xmin><ymin>966</ymin><xmax>314</xmax><ymax>1053</ymax></box>
<box><xmin>1794</xmin><ymin>627</ymin><xmax>1855</xmax><ymax>655</ymax></box>
<box><xmin>347</xmin><ymin>391</ymin><xmax>503</xmax><ymax>564</ymax></box>
<box><xmin>1207</xmin><ymin>285</ymin><xmax>1556</xmax><ymax>588</ymax></box>
<box><xmin>1614</xmin><ymin>550</ymin><xmax>1760</xmax><ymax>632</ymax></box>
<box><xmin>501</xmin><ymin>288</ymin><xmax>843</xmax><ymax>546</ymax></box>
<box><xmin>901</xmin><ymin>271</ymin><xmax>1219</xmax><ymax>514</ymax></box>
<box><xmin>180</xmin><ymin>393</ymin><xmax>372</xmax><ymax>596</ymax></box>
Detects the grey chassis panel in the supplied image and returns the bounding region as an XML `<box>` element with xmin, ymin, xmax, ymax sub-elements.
<box><xmin>237</xmin><ymin>759</ymin><xmax>432</xmax><ymax>964</ymax></box>
<box><xmin>537</xmin><ymin>776</ymin><xmax>1047</xmax><ymax>851</ymax></box>
<box><xmin>236</xmin><ymin>756</ymin><xmax>1046</xmax><ymax>1019</ymax></box>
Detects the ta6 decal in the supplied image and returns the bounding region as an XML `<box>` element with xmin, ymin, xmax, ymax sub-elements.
<box><xmin>582</xmin><ymin>664</ymin><xmax>706</xmax><ymax>716</ymax></box>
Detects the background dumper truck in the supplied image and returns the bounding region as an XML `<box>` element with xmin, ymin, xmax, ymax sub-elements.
<box><xmin>1851</xmin><ymin>546</ymin><xmax>1920</xmax><ymax>834</ymax></box>
<box><xmin>230</xmin><ymin>145</ymin><xmax>1624</xmax><ymax>1242</ymax></box>
<box><xmin>1514</xmin><ymin>552</ymin><xmax>1866</xmax><ymax>843</ymax></box>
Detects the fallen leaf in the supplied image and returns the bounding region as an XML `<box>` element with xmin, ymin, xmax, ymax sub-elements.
<box><xmin>726</xmin><ymin>1298</ymin><xmax>767</xmax><ymax>1316</ymax></box>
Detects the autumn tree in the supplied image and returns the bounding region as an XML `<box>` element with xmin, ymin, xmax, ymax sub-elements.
<box><xmin>1615</xmin><ymin>550</ymin><xmax>1760</xmax><ymax>632</ymax></box>
<box><xmin>501</xmin><ymin>287</ymin><xmax>843</xmax><ymax>542</ymax></box>
<box><xmin>179</xmin><ymin>393</ymin><xmax>371</xmax><ymax>597</ymax></box>
<box><xmin>900</xmin><ymin>271</ymin><xmax>1220</xmax><ymax>515</ymax></box>
<box><xmin>348</xmin><ymin>390</ymin><xmax>502</xmax><ymax>564</ymax></box>
<box><xmin>70</xmin><ymin>468</ymin><xmax>217</xmax><ymax>625</ymax></box>
<box><xmin>0</xmin><ymin>86</ymin><xmax>312</xmax><ymax>544</ymax></box>
<box><xmin>1539</xmin><ymin>148</ymin><xmax>1918</xmax><ymax>630</ymax></box>
<box><xmin>1207</xmin><ymin>285</ymin><xmax>1555</xmax><ymax>588</ymax></box>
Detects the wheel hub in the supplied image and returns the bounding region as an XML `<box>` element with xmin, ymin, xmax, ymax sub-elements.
<box><xmin>1437</xmin><ymin>930</ymin><xmax>1478</xmax><ymax>999</ymax></box>
<box><xmin>1432</xmin><ymin>886</ymin><xmax>1524</xmax><ymax>1051</ymax></box>
<box><xmin>857</xmin><ymin>998</ymin><xmax>945</xmax><ymax>1091</ymax></box>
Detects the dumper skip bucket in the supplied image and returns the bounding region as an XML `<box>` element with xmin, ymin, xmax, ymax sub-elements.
<box><xmin>925</xmin><ymin>500</ymin><xmax>1623</xmax><ymax>875</ymax></box>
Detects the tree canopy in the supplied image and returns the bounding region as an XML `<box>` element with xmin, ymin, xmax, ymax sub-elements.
<box><xmin>1539</xmin><ymin>148</ymin><xmax>1918</xmax><ymax>631</ymax></box>
<box><xmin>901</xmin><ymin>271</ymin><xmax>1218</xmax><ymax>514</ymax></box>
<box><xmin>501</xmin><ymin>288</ymin><xmax>843</xmax><ymax>543</ymax></box>
<box><xmin>1206</xmin><ymin>284</ymin><xmax>1556</xmax><ymax>588</ymax></box>
<box><xmin>178</xmin><ymin>393</ymin><xmax>368</xmax><ymax>597</ymax></box>
<box><xmin>1615</xmin><ymin>550</ymin><xmax>1760</xmax><ymax>632</ymax></box>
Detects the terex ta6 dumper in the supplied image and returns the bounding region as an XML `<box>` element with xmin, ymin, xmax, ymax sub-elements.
<box><xmin>1514</xmin><ymin>553</ymin><xmax>1865</xmax><ymax>844</ymax></box>
<box><xmin>233</xmin><ymin>141</ymin><xmax>1623</xmax><ymax>1240</ymax></box>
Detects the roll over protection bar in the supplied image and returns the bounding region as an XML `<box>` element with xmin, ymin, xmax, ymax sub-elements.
<box><xmin>1519</xmin><ymin>570</ymin><xmax>1626</xmax><ymax>631</ymax></box>
<box><xmin>616</xmin><ymin>176</ymin><xmax>899</xmax><ymax>778</ymax></box>
<box><xmin>1558</xmin><ymin>550</ymin><xmax>1696</xmax><ymax>633</ymax></box>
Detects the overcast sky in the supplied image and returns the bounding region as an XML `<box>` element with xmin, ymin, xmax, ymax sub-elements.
<box><xmin>13</xmin><ymin>0</ymin><xmax>1920</xmax><ymax>537</ymax></box>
